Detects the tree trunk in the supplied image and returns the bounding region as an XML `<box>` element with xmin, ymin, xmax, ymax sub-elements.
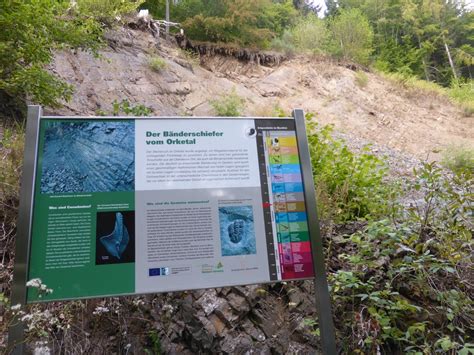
<box><xmin>443</xmin><ymin>36</ymin><xmax>458</xmax><ymax>80</ymax></box>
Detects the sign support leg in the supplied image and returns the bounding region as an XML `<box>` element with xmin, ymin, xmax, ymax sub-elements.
<box><xmin>7</xmin><ymin>105</ymin><xmax>42</xmax><ymax>354</ymax></box>
<box><xmin>293</xmin><ymin>109</ymin><xmax>337</xmax><ymax>355</ymax></box>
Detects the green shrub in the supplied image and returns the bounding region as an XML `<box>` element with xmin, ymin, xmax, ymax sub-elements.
<box><xmin>143</xmin><ymin>0</ymin><xmax>298</xmax><ymax>48</ymax></box>
<box><xmin>210</xmin><ymin>88</ymin><xmax>246</xmax><ymax>117</ymax></box>
<box><xmin>0</xmin><ymin>125</ymin><xmax>24</xmax><ymax>199</ymax></box>
<box><xmin>76</xmin><ymin>0</ymin><xmax>143</xmax><ymax>26</ymax></box>
<box><xmin>354</xmin><ymin>70</ymin><xmax>369</xmax><ymax>88</ymax></box>
<box><xmin>271</xmin><ymin>14</ymin><xmax>328</xmax><ymax>55</ymax></box>
<box><xmin>0</xmin><ymin>1</ymin><xmax>104</xmax><ymax>108</ymax></box>
<box><xmin>148</xmin><ymin>56</ymin><xmax>167</xmax><ymax>72</ymax></box>
<box><xmin>270</xmin><ymin>31</ymin><xmax>297</xmax><ymax>55</ymax></box>
<box><xmin>290</xmin><ymin>14</ymin><xmax>328</xmax><ymax>54</ymax></box>
<box><xmin>96</xmin><ymin>99</ymin><xmax>153</xmax><ymax>116</ymax></box>
<box><xmin>0</xmin><ymin>0</ymin><xmax>143</xmax><ymax>112</ymax></box>
<box><xmin>327</xmin><ymin>9</ymin><xmax>374</xmax><ymax>65</ymax></box>
<box><xmin>329</xmin><ymin>163</ymin><xmax>473</xmax><ymax>353</ymax></box>
<box><xmin>441</xmin><ymin>145</ymin><xmax>474</xmax><ymax>176</ymax></box>
<box><xmin>448</xmin><ymin>80</ymin><xmax>474</xmax><ymax>117</ymax></box>
<box><xmin>306</xmin><ymin>114</ymin><xmax>395</xmax><ymax>222</ymax></box>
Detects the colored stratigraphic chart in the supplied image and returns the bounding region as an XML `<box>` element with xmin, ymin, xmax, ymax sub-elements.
<box><xmin>265</xmin><ymin>131</ymin><xmax>314</xmax><ymax>280</ymax></box>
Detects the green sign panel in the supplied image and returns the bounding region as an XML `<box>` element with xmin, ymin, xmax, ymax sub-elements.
<box><xmin>10</xmin><ymin>107</ymin><xmax>336</xmax><ymax>354</ymax></box>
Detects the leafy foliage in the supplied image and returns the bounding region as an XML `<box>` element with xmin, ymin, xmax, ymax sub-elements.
<box><xmin>143</xmin><ymin>0</ymin><xmax>298</xmax><ymax>48</ymax></box>
<box><xmin>327</xmin><ymin>8</ymin><xmax>374</xmax><ymax>65</ymax></box>
<box><xmin>75</xmin><ymin>0</ymin><xmax>144</xmax><ymax>26</ymax></box>
<box><xmin>270</xmin><ymin>31</ymin><xmax>297</xmax><ymax>55</ymax></box>
<box><xmin>329</xmin><ymin>163</ymin><xmax>473</xmax><ymax>353</ymax></box>
<box><xmin>306</xmin><ymin>114</ymin><xmax>395</xmax><ymax>222</ymax></box>
<box><xmin>95</xmin><ymin>99</ymin><xmax>153</xmax><ymax>116</ymax></box>
<box><xmin>271</xmin><ymin>8</ymin><xmax>375</xmax><ymax>65</ymax></box>
<box><xmin>0</xmin><ymin>125</ymin><xmax>24</xmax><ymax>200</ymax></box>
<box><xmin>338</xmin><ymin>0</ymin><xmax>474</xmax><ymax>86</ymax></box>
<box><xmin>210</xmin><ymin>88</ymin><xmax>246</xmax><ymax>117</ymax></box>
<box><xmin>0</xmin><ymin>0</ymin><xmax>144</xmax><ymax>112</ymax></box>
<box><xmin>271</xmin><ymin>14</ymin><xmax>328</xmax><ymax>55</ymax></box>
<box><xmin>0</xmin><ymin>1</ymin><xmax>103</xmax><ymax>107</ymax></box>
<box><xmin>449</xmin><ymin>79</ymin><xmax>474</xmax><ymax>116</ymax></box>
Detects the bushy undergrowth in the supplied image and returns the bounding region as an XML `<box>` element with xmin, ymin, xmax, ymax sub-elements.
<box><xmin>0</xmin><ymin>125</ymin><xmax>25</xmax><ymax>348</ymax></box>
<box><xmin>148</xmin><ymin>56</ymin><xmax>167</xmax><ymax>73</ymax></box>
<box><xmin>210</xmin><ymin>88</ymin><xmax>246</xmax><ymax>117</ymax></box>
<box><xmin>0</xmin><ymin>0</ymin><xmax>144</xmax><ymax>115</ymax></box>
<box><xmin>449</xmin><ymin>80</ymin><xmax>474</xmax><ymax>116</ymax></box>
<box><xmin>442</xmin><ymin>145</ymin><xmax>474</xmax><ymax>176</ymax></box>
<box><xmin>271</xmin><ymin>14</ymin><xmax>328</xmax><ymax>55</ymax></box>
<box><xmin>306</xmin><ymin>115</ymin><xmax>472</xmax><ymax>352</ymax></box>
<box><xmin>96</xmin><ymin>99</ymin><xmax>153</xmax><ymax>116</ymax></box>
<box><xmin>0</xmin><ymin>114</ymin><xmax>472</xmax><ymax>353</ymax></box>
<box><xmin>379</xmin><ymin>72</ymin><xmax>474</xmax><ymax>116</ymax></box>
<box><xmin>329</xmin><ymin>163</ymin><xmax>473</xmax><ymax>353</ymax></box>
<box><xmin>0</xmin><ymin>126</ymin><xmax>24</xmax><ymax>200</ymax></box>
<box><xmin>306</xmin><ymin>114</ymin><xmax>396</xmax><ymax>222</ymax></box>
<box><xmin>75</xmin><ymin>0</ymin><xmax>144</xmax><ymax>26</ymax></box>
<box><xmin>270</xmin><ymin>9</ymin><xmax>373</xmax><ymax>64</ymax></box>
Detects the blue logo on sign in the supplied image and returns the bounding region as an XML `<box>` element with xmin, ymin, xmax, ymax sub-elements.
<box><xmin>149</xmin><ymin>267</ymin><xmax>170</xmax><ymax>276</ymax></box>
<box><xmin>149</xmin><ymin>268</ymin><xmax>161</xmax><ymax>276</ymax></box>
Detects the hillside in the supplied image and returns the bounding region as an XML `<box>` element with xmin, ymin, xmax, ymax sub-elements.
<box><xmin>1</xmin><ymin>24</ymin><xmax>472</xmax><ymax>354</ymax></box>
<box><xmin>49</xmin><ymin>27</ymin><xmax>473</xmax><ymax>161</ymax></box>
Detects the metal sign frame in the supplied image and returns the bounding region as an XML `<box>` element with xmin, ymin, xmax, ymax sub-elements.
<box><xmin>8</xmin><ymin>106</ymin><xmax>336</xmax><ymax>354</ymax></box>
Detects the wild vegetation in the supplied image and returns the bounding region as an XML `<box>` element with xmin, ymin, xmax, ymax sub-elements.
<box><xmin>1</xmin><ymin>0</ymin><xmax>472</xmax><ymax>119</ymax></box>
<box><xmin>0</xmin><ymin>0</ymin><xmax>143</xmax><ymax>118</ymax></box>
<box><xmin>144</xmin><ymin>0</ymin><xmax>473</xmax><ymax>113</ymax></box>
<box><xmin>0</xmin><ymin>0</ymin><xmax>473</xmax><ymax>353</ymax></box>
<box><xmin>1</xmin><ymin>112</ymin><xmax>472</xmax><ymax>353</ymax></box>
<box><xmin>210</xmin><ymin>88</ymin><xmax>246</xmax><ymax>117</ymax></box>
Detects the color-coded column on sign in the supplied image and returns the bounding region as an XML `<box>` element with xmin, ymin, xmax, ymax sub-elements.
<box><xmin>264</xmin><ymin>130</ymin><xmax>314</xmax><ymax>280</ymax></box>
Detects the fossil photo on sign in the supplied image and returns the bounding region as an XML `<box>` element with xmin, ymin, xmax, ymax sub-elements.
<box><xmin>219</xmin><ymin>206</ymin><xmax>256</xmax><ymax>256</ymax></box>
<box><xmin>40</xmin><ymin>120</ymin><xmax>135</xmax><ymax>194</ymax></box>
<box><xmin>96</xmin><ymin>211</ymin><xmax>135</xmax><ymax>265</ymax></box>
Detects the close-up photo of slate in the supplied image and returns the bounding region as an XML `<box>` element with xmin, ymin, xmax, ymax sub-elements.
<box><xmin>40</xmin><ymin>121</ymin><xmax>135</xmax><ymax>194</ymax></box>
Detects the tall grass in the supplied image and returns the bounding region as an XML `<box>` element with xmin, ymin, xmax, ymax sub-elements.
<box><xmin>0</xmin><ymin>125</ymin><xmax>24</xmax><ymax>200</ymax></box>
<box><xmin>449</xmin><ymin>80</ymin><xmax>474</xmax><ymax>116</ymax></box>
<box><xmin>442</xmin><ymin>145</ymin><xmax>474</xmax><ymax>176</ymax></box>
<box><xmin>378</xmin><ymin>72</ymin><xmax>474</xmax><ymax>116</ymax></box>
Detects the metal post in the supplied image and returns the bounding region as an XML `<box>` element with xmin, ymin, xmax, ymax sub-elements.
<box><xmin>7</xmin><ymin>105</ymin><xmax>42</xmax><ymax>354</ymax></box>
<box><xmin>293</xmin><ymin>109</ymin><xmax>337</xmax><ymax>355</ymax></box>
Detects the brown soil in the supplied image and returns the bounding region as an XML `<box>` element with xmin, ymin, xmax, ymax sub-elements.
<box><xmin>47</xmin><ymin>27</ymin><xmax>472</xmax><ymax>161</ymax></box>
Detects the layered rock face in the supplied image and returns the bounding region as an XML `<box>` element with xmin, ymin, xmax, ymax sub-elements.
<box><xmin>40</xmin><ymin>121</ymin><xmax>135</xmax><ymax>194</ymax></box>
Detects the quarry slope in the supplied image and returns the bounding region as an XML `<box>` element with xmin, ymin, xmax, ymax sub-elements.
<box><xmin>1</xmin><ymin>26</ymin><xmax>472</xmax><ymax>354</ymax></box>
<box><xmin>49</xmin><ymin>27</ymin><xmax>473</xmax><ymax>161</ymax></box>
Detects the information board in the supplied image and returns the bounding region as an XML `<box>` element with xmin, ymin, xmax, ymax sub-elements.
<box><xmin>10</xmin><ymin>107</ymin><xmax>336</xmax><ymax>354</ymax></box>
<box><xmin>24</xmin><ymin>116</ymin><xmax>315</xmax><ymax>302</ymax></box>
<box><xmin>11</xmin><ymin>111</ymin><xmax>323</xmax><ymax>304</ymax></box>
